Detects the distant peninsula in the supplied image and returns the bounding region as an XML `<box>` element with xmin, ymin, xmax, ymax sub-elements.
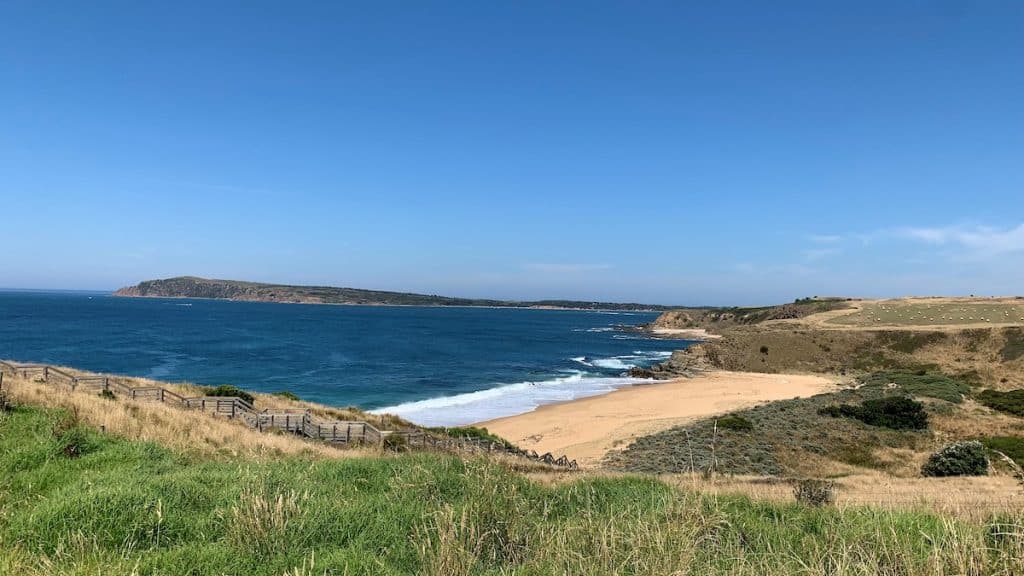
<box><xmin>113</xmin><ymin>276</ymin><xmax>675</xmax><ymax>311</ymax></box>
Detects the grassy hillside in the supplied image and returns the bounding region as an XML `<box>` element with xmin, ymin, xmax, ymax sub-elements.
<box><xmin>2</xmin><ymin>405</ymin><xmax>1023</xmax><ymax>575</ymax></box>
<box><xmin>650</xmin><ymin>298</ymin><xmax>852</xmax><ymax>329</ymax></box>
<box><xmin>606</xmin><ymin>367</ymin><xmax>1024</xmax><ymax>496</ymax></box>
<box><xmin>114</xmin><ymin>276</ymin><xmax>675</xmax><ymax>311</ymax></box>
<box><xmin>647</xmin><ymin>326</ymin><xmax>1024</xmax><ymax>388</ymax></box>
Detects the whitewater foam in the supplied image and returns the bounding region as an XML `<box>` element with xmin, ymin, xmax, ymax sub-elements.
<box><xmin>570</xmin><ymin>350</ymin><xmax>671</xmax><ymax>371</ymax></box>
<box><xmin>371</xmin><ymin>371</ymin><xmax>647</xmax><ymax>427</ymax></box>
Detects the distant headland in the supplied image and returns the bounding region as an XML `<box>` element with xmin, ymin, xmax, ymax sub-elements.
<box><xmin>113</xmin><ymin>276</ymin><xmax>676</xmax><ymax>311</ymax></box>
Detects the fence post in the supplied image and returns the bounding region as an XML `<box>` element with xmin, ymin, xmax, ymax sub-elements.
<box><xmin>43</xmin><ymin>366</ymin><xmax>49</xmax><ymax>382</ymax></box>
<box><xmin>103</xmin><ymin>377</ymin><xmax>109</xmax><ymax>391</ymax></box>
<box><xmin>72</xmin><ymin>377</ymin><xmax>78</xmax><ymax>391</ymax></box>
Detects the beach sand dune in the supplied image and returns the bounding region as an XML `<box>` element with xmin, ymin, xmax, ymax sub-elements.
<box><xmin>476</xmin><ymin>371</ymin><xmax>837</xmax><ymax>467</ymax></box>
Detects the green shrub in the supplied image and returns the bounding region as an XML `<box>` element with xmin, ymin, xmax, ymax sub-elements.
<box><xmin>427</xmin><ymin>426</ymin><xmax>517</xmax><ymax>450</ymax></box>
<box><xmin>98</xmin><ymin>389</ymin><xmax>117</xmax><ymax>401</ymax></box>
<box><xmin>819</xmin><ymin>396</ymin><xmax>928</xmax><ymax>430</ymax></box>
<box><xmin>272</xmin><ymin>390</ymin><xmax>300</xmax><ymax>402</ymax></box>
<box><xmin>978</xmin><ymin>389</ymin><xmax>1024</xmax><ymax>417</ymax></box>
<box><xmin>921</xmin><ymin>441</ymin><xmax>988</xmax><ymax>477</ymax></box>
<box><xmin>859</xmin><ymin>370</ymin><xmax>970</xmax><ymax>403</ymax></box>
<box><xmin>717</xmin><ymin>415</ymin><xmax>754</xmax><ymax>432</ymax></box>
<box><xmin>982</xmin><ymin>436</ymin><xmax>1024</xmax><ymax>467</ymax></box>
<box><xmin>204</xmin><ymin>385</ymin><xmax>255</xmax><ymax>405</ymax></box>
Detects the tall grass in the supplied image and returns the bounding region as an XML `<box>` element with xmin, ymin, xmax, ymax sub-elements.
<box><xmin>1</xmin><ymin>405</ymin><xmax>1023</xmax><ymax>575</ymax></box>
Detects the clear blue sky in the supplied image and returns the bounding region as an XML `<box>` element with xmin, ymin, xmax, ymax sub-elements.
<box><xmin>2</xmin><ymin>1</ymin><xmax>1022</xmax><ymax>305</ymax></box>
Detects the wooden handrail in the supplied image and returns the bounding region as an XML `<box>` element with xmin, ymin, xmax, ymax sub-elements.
<box><xmin>0</xmin><ymin>359</ymin><xmax>579</xmax><ymax>470</ymax></box>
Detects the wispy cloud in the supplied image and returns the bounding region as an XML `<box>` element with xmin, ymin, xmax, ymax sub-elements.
<box><xmin>807</xmin><ymin>234</ymin><xmax>842</xmax><ymax>244</ymax></box>
<box><xmin>897</xmin><ymin>223</ymin><xmax>1024</xmax><ymax>255</ymax></box>
<box><xmin>523</xmin><ymin>263</ymin><xmax>613</xmax><ymax>273</ymax></box>
<box><xmin>801</xmin><ymin>247</ymin><xmax>841</xmax><ymax>261</ymax></box>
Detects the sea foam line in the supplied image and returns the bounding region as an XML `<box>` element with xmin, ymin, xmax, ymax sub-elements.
<box><xmin>371</xmin><ymin>371</ymin><xmax>647</xmax><ymax>428</ymax></box>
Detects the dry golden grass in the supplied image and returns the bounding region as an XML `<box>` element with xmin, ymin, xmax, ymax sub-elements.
<box><xmin>932</xmin><ymin>400</ymin><xmax>1024</xmax><ymax>440</ymax></box>
<box><xmin>1</xmin><ymin>371</ymin><xmax>374</xmax><ymax>460</ymax></box>
<box><xmin>528</xmin><ymin>469</ymin><xmax>1024</xmax><ymax>521</ymax></box>
<box><xmin>29</xmin><ymin>362</ymin><xmax>415</xmax><ymax>430</ymax></box>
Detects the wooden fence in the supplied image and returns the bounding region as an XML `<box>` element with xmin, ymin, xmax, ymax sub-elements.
<box><xmin>0</xmin><ymin>360</ymin><xmax>578</xmax><ymax>470</ymax></box>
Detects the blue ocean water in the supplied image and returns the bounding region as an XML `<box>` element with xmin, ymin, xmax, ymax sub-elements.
<box><xmin>0</xmin><ymin>291</ymin><xmax>692</xmax><ymax>426</ymax></box>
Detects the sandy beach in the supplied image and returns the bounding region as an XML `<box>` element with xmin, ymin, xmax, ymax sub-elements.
<box><xmin>476</xmin><ymin>371</ymin><xmax>837</xmax><ymax>467</ymax></box>
<box><xmin>650</xmin><ymin>327</ymin><xmax>722</xmax><ymax>339</ymax></box>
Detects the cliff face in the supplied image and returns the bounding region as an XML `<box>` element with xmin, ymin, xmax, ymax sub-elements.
<box><xmin>649</xmin><ymin>299</ymin><xmax>852</xmax><ymax>330</ymax></box>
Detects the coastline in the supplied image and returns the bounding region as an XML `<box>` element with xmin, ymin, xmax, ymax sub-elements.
<box><xmin>111</xmin><ymin>293</ymin><xmax>670</xmax><ymax>313</ymax></box>
<box><xmin>474</xmin><ymin>370</ymin><xmax>838</xmax><ymax>467</ymax></box>
<box><xmin>649</xmin><ymin>327</ymin><xmax>722</xmax><ymax>340</ymax></box>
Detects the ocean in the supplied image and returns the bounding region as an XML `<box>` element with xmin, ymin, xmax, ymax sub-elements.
<box><xmin>0</xmin><ymin>291</ymin><xmax>692</xmax><ymax>426</ymax></box>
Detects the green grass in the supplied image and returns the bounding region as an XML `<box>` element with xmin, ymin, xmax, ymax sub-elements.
<box><xmin>977</xmin><ymin>389</ymin><xmax>1024</xmax><ymax>418</ymax></box>
<box><xmin>981</xmin><ymin>436</ymin><xmax>1024</xmax><ymax>467</ymax></box>
<box><xmin>859</xmin><ymin>370</ymin><xmax>971</xmax><ymax>403</ymax></box>
<box><xmin>1</xmin><ymin>406</ymin><xmax>1022</xmax><ymax>575</ymax></box>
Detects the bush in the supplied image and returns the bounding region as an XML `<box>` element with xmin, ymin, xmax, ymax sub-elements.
<box><xmin>977</xmin><ymin>389</ymin><xmax>1024</xmax><ymax>417</ymax></box>
<box><xmin>427</xmin><ymin>426</ymin><xmax>517</xmax><ymax>450</ymax></box>
<box><xmin>982</xmin><ymin>436</ymin><xmax>1024</xmax><ymax>467</ymax></box>
<box><xmin>716</xmin><ymin>415</ymin><xmax>754</xmax><ymax>433</ymax></box>
<box><xmin>759</xmin><ymin>346</ymin><xmax>769</xmax><ymax>355</ymax></box>
<box><xmin>921</xmin><ymin>441</ymin><xmax>988</xmax><ymax>477</ymax></box>
<box><xmin>792</xmin><ymin>479</ymin><xmax>835</xmax><ymax>506</ymax></box>
<box><xmin>819</xmin><ymin>396</ymin><xmax>928</xmax><ymax>430</ymax></box>
<box><xmin>859</xmin><ymin>370</ymin><xmax>970</xmax><ymax>403</ymax></box>
<box><xmin>98</xmin><ymin>389</ymin><xmax>116</xmax><ymax>401</ymax></box>
<box><xmin>204</xmin><ymin>385</ymin><xmax>255</xmax><ymax>405</ymax></box>
<box><xmin>272</xmin><ymin>390</ymin><xmax>301</xmax><ymax>402</ymax></box>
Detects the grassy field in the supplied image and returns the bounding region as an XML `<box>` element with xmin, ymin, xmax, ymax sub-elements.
<box><xmin>2</xmin><ymin>405</ymin><xmax>1024</xmax><ymax>575</ymax></box>
<box><xmin>826</xmin><ymin>301</ymin><xmax>1024</xmax><ymax>327</ymax></box>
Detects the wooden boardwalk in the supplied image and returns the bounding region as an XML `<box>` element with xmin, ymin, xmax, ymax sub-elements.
<box><xmin>0</xmin><ymin>360</ymin><xmax>578</xmax><ymax>470</ymax></box>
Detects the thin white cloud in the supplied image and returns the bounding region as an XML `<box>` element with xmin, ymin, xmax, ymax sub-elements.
<box><xmin>802</xmin><ymin>247</ymin><xmax>841</xmax><ymax>261</ymax></box>
<box><xmin>807</xmin><ymin>234</ymin><xmax>842</xmax><ymax>244</ymax></box>
<box><xmin>523</xmin><ymin>263</ymin><xmax>613</xmax><ymax>273</ymax></box>
<box><xmin>898</xmin><ymin>223</ymin><xmax>1024</xmax><ymax>255</ymax></box>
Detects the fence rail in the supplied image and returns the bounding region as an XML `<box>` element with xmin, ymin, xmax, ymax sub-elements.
<box><xmin>0</xmin><ymin>360</ymin><xmax>577</xmax><ymax>470</ymax></box>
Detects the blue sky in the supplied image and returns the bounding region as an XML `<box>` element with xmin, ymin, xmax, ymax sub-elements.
<box><xmin>2</xmin><ymin>1</ymin><xmax>1022</xmax><ymax>305</ymax></box>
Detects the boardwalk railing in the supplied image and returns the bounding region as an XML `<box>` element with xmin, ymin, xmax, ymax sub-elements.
<box><xmin>0</xmin><ymin>360</ymin><xmax>577</xmax><ymax>470</ymax></box>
